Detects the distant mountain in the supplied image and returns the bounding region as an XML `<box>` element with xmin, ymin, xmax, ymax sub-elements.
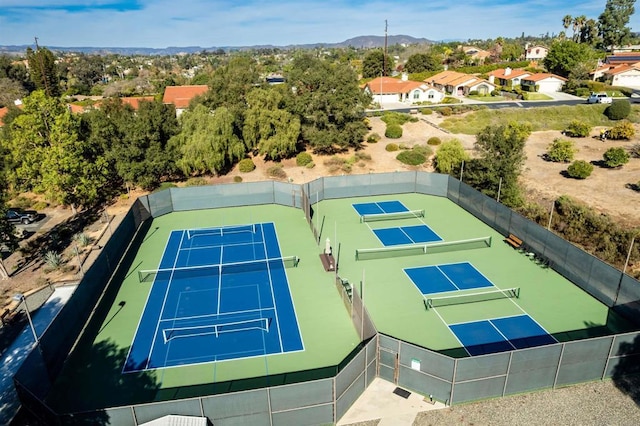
<box><xmin>0</xmin><ymin>35</ymin><xmax>433</xmax><ymax>56</ymax></box>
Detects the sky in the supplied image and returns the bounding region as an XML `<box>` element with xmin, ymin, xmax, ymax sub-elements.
<box><xmin>1</xmin><ymin>0</ymin><xmax>638</xmax><ymax>48</ymax></box>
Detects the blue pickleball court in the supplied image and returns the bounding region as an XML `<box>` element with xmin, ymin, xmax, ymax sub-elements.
<box><xmin>405</xmin><ymin>262</ymin><xmax>495</xmax><ymax>294</ymax></box>
<box><xmin>450</xmin><ymin>314</ymin><xmax>557</xmax><ymax>356</ymax></box>
<box><xmin>123</xmin><ymin>222</ymin><xmax>304</xmax><ymax>372</ymax></box>
<box><xmin>352</xmin><ymin>200</ymin><xmax>409</xmax><ymax>216</ymax></box>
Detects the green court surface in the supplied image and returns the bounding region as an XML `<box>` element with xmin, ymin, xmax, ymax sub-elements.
<box><xmin>48</xmin><ymin>205</ymin><xmax>359</xmax><ymax>412</ymax></box>
<box><xmin>318</xmin><ymin>194</ymin><xmax>635</xmax><ymax>358</ymax></box>
<box><xmin>48</xmin><ymin>193</ymin><xmax>635</xmax><ymax>412</ymax></box>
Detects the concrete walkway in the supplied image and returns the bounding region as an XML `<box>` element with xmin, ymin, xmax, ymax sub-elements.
<box><xmin>338</xmin><ymin>378</ymin><xmax>446</xmax><ymax>426</ymax></box>
<box><xmin>0</xmin><ymin>285</ymin><xmax>76</xmax><ymax>425</ymax></box>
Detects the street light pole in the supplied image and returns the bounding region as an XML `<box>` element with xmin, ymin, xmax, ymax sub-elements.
<box><xmin>13</xmin><ymin>293</ymin><xmax>38</xmax><ymax>345</ymax></box>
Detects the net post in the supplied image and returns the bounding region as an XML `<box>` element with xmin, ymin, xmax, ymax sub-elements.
<box><xmin>515</xmin><ymin>287</ymin><xmax>520</xmax><ymax>298</ymax></box>
<box><xmin>488</xmin><ymin>235</ymin><xmax>492</xmax><ymax>247</ymax></box>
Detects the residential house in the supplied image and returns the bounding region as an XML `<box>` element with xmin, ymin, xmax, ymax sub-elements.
<box><xmin>426</xmin><ymin>71</ymin><xmax>495</xmax><ymax>96</ymax></box>
<box><xmin>460</xmin><ymin>46</ymin><xmax>491</xmax><ymax>63</ymax></box>
<box><xmin>121</xmin><ymin>96</ymin><xmax>156</xmax><ymax>109</ymax></box>
<box><xmin>0</xmin><ymin>107</ymin><xmax>8</xmax><ymax>127</ymax></box>
<box><xmin>162</xmin><ymin>85</ymin><xmax>209</xmax><ymax>116</ymax></box>
<box><xmin>487</xmin><ymin>68</ymin><xmax>531</xmax><ymax>88</ymax></box>
<box><xmin>520</xmin><ymin>73</ymin><xmax>567</xmax><ymax>93</ymax></box>
<box><xmin>364</xmin><ymin>76</ymin><xmax>445</xmax><ymax>106</ymax></box>
<box><xmin>593</xmin><ymin>63</ymin><xmax>640</xmax><ymax>87</ymax></box>
<box><xmin>525</xmin><ymin>45</ymin><xmax>548</xmax><ymax>61</ymax></box>
<box><xmin>604</xmin><ymin>52</ymin><xmax>640</xmax><ymax>65</ymax></box>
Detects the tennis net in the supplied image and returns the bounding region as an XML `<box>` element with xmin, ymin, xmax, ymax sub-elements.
<box><xmin>360</xmin><ymin>209</ymin><xmax>425</xmax><ymax>223</ymax></box>
<box><xmin>355</xmin><ymin>236</ymin><xmax>491</xmax><ymax>261</ymax></box>
<box><xmin>186</xmin><ymin>224</ymin><xmax>256</xmax><ymax>239</ymax></box>
<box><xmin>162</xmin><ymin>317</ymin><xmax>270</xmax><ymax>342</ymax></box>
<box><xmin>424</xmin><ymin>287</ymin><xmax>520</xmax><ymax>310</ymax></box>
<box><xmin>138</xmin><ymin>255</ymin><xmax>300</xmax><ymax>282</ymax></box>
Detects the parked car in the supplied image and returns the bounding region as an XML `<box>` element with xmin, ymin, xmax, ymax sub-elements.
<box><xmin>587</xmin><ymin>92</ymin><xmax>613</xmax><ymax>104</ymax></box>
<box><xmin>5</xmin><ymin>208</ymin><xmax>39</xmax><ymax>224</ymax></box>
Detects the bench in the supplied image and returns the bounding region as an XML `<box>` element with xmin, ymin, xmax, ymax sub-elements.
<box><xmin>504</xmin><ymin>234</ymin><xmax>523</xmax><ymax>249</ymax></box>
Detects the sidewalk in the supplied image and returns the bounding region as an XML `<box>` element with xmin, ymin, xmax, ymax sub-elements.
<box><xmin>339</xmin><ymin>377</ymin><xmax>446</xmax><ymax>426</ymax></box>
<box><xmin>0</xmin><ymin>285</ymin><xmax>76</xmax><ymax>425</ymax></box>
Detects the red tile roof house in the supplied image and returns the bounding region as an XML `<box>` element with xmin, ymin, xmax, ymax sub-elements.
<box><xmin>364</xmin><ymin>76</ymin><xmax>445</xmax><ymax>107</ymax></box>
<box><xmin>162</xmin><ymin>85</ymin><xmax>209</xmax><ymax>116</ymax></box>
<box><xmin>426</xmin><ymin>71</ymin><xmax>495</xmax><ymax>96</ymax></box>
<box><xmin>487</xmin><ymin>68</ymin><xmax>532</xmax><ymax>88</ymax></box>
<box><xmin>520</xmin><ymin>73</ymin><xmax>567</xmax><ymax>93</ymax></box>
<box><xmin>121</xmin><ymin>96</ymin><xmax>156</xmax><ymax>109</ymax></box>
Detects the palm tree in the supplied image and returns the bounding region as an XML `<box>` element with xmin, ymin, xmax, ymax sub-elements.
<box><xmin>573</xmin><ymin>15</ymin><xmax>587</xmax><ymax>42</ymax></box>
<box><xmin>563</xmin><ymin>15</ymin><xmax>573</xmax><ymax>32</ymax></box>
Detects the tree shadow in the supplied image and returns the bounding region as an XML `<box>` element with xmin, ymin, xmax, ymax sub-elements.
<box><xmin>611</xmin><ymin>333</ymin><xmax>640</xmax><ymax>406</ymax></box>
<box><xmin>625</xmin><ymin>183</ymin><xmax>640</xmax><ymax>192</ymax></box>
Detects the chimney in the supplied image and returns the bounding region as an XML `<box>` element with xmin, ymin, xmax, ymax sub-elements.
<box><xmin>488</xmin><ymin>75</ymin><xmax>495</xmax><ymax>84</ymax></box>
<box><xmin>505</xmin><ymin>67</ymin><xmax>512</xmax><ymax>76</ymax></box>
<box><xmin>401</xmin><ymin>73</ymin><xmax>408</xmax><ymax>81</ymax></box>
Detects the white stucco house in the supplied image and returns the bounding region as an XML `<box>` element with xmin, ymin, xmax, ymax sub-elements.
<box><xmin>487</xmin><ymin>68</ymin><xmax>531</xmax><ymax>88</ymax></box>
<box><xmin>525</xmin><ymin>45</ymin><xmax>549</xmax><ymax>61</ymax></box>
<box><xmin>364</xmin><ymin>76</ymin><xmax>446</xmax><ymax>105</ymax></box>
<box><xmin>593</xmin><ymin>64</ymin><xmax>640</xmax><ymax>88</ymax></box>
<box><xmin>520</xmin><ymin>73</ymin><xmax>567</xmax><ymax>93</ymax></box>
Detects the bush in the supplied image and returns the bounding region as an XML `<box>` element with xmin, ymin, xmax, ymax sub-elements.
<box><xmin>233</xmin><ymin>176</ymin><xmax>243</xmax><ymax>183</ymax></box>
<box><xmin>73</xmin><ymin>232</ymin><xmax>91</xmax><ymax>247</ymax></box>
<box><xmin>267</xmin><ymin>164</ymin><xmax>287</xmax><ymax>179</ymax></box>
<box><xmin>421</xmin><ymin>108</ymin><xmax>433</xmax><ymax>115</ymax></box>
<box><xmin>296</xmin><ymin>152</ymin><xmax>313</xmax><ymax>167</ymax></box>
<box><xmin>629</xmin><ymin>143</ymin><xmax>640</xmax><ymax>158</ymax></box>
<box><xmin>385</xmin><ymin>124</ymin><xmax>403</xmax><ymax>138</ymax></box>
<box><xmin>153</xmin><ymin>182</ymin><xmax>177</xmax><ymax>192</ymax></box>
<box><xmin>603</xmin><ymin>147</ymin><xmax>630</xmax><ymax>167</ymax></box>
<box><xmin>238</xmin><ymin>158</ymin><xmax>256</xmax><ymax>173</ymax></box>
<box><xmin>604</xmin><ymin>99</ymin><xmax>631</xmax><ymax>120</ymax></box>
<box><xmin>44</xmin><ymin>251</ymin><xmax>63</xmax><ymax>269</ymax></box>
<box><xmin>355</xmin><ymin>151</ymin><xmax>372</xmax><ymax>161</ymax></box>
<box><xmin>607</xmin><ymin>121</ymin><xmax>635</xmax><ymax>140</ymax></box>
<box><xmin>546</xmin><ymin>139</ymin><xmax>577</xmax><ymax>163</ymax></box>
<box><xmin>437</xmin><ymin>107</ymin><xmax>453</xmax><ymax>116</ymax></box>
<box><xmin>366</xmin><ymin>133</ymin><xmax>381</xmax><ymax>143</ymax></box>
<box><xmin>396</xmin><ymin>150</ymin><xmax>426</xmax><ymax>166</ymax></box>
<box><xmin>567</xmin><ymin>160</ymin><xmax>594</xmax><ymax>179</ymax></box>
<box><xmin>385</xmin><ymin>143</ymin><xmax>399</xmax><ymax>152</ymax></box>
<box><xmin>381</xmin><ymin>112</ymin><xmax>412</xmax><ymax>126</ymax></box>
<box><xmin>305</xmin><ymin>161</ymin><xmax>315</xmax><ymax>169</ymax></box>
<box><xmin>468</xmin><ymin>90</ymin><xmax>479</xmax><ymax>96</ymax></box>
<box><xmin>427</xmin><ymin>136</ymin><xmax>442</xmax><ymax>146</ymax></box>
<box><xmin>563</xmin><ymin>120</ymin><xmax>591</xmax><ymax>137</ymax></box>
<box><xmin>185</xmin><ymin>177</ymin><xmax>208</xmax><ymax>186</ymax></box>
<box><xmin>412</xmin><ymin>145</ymin><xmax>433</xmax><ymax>156</ymax></box>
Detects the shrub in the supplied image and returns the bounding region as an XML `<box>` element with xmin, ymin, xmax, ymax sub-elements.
<box><xmin>566</xmin><ymin>160</ymin><xmax>593</xmax><ymax>179</ymax></box>
<box><xmin>396</xmin><ymin>150</ymin><xmax>426</xmax><ymax>166</ymax></box>
<box><xmin>398</xmin><ymin>143</ymin><xmax>409</xmax><ymax>150</ymax></box>
<box><xmin>73</xmin><ymin>232</ymin><xmax>91</xmax><ymax>247</ymax></box>
<box><xmin>546</xmin><ymin>139</ymin><xmax>577</xmax><ymax>163</ymax></box>
<box><xmin>468</xmin><ymin>90</ymin><xmax>479</xmax><ymax>96</ymax></box>
<box><xmin>438</xmin><ymin>107</ymin><xmax>453</xmax><ymax>116</ymax></box>
<box><xmin>305</xmin><ymin>161</ymin><xmax>315</xmax><ymax>169</ymax></box>
<box><xmin>427</xmin><ymin>137</ymin><xmax>441</xmax><ymax>146</ymax></box>
<box><xmin>603</xmin><ymin>147</ymin><xmax>630</xmax><ymax>167</ymax></box>
<box><xmin>267</xmin><ymin>164</ymin><xmax>287</xmax><ymax>179</ymax></box>
<box><xmin>381</xmin><ymin>112</ymin><xmax>412</xmax><ymax>126</ymax></box>
<box><xmin>604</xmin><ymin>99</ymin><xmax>631</xmax><ymax>120</ymax></box>
<box><xmin>433</xmin><ymin>139</ymin><xmax>470</xmax><ymax>174</ymax></box>
<box><xmin>385</xmin><ymin>143</ymin><xmax>399</xmax><ymax>152</ymax></box>
<box><xmin>607</xmin><ymin>121</ymin><xmax>635</xmax><ymax>140</ymax></box>
<box><xmin>421</xmin><ymin>108</ymin><xmax>433</xmax><ymax>115</ymax></box>
<box><xmin>629</xmin><ymin>143</ymin><xmax>640</xmax><ymax>158</ymax></box>
<box><xmin>355</xmin><ymin>151</ymin><xmax>372</xmax><ymax>161</ymax></box>
<box><xmin>366</xmin><ymin>133</ymin><xmax>381</xmax><ymax>143</ymax></box>
<box><xmin>44</xmin><ymin>251</ymin><xmax>63</xmax><ymax>269</ymax></box>
<box><xmin>412</xmin><ymin>145</ymin><xmax>433</xmax><ymax>156</ymax></box>
<box><xmin>385</xmin><ymin>124</ymin><xmax>403</xmax><ymax>138</ymax></box>
<box><xmin>233</xmin><ymin>176</ymin><xmax>243</xmax><ymax>183</ymax></box>
<box><xmin>185</xmin><ymin>177</ymin><xmax>207</xmax><ymax>186</ymax></box>
<box><xmin>238</xmin><ymin>158</ymin><xmax>256</xmax><ymax>173</ymax></box>
<box><xmin>296</xmin><ymin>152</ymin><xmax>313</xmax><ymax>167</ymax></box>
<box><xmin>563</xmin><ymin>120</ymin><xmax>591</xmax><ymax>137</ymax></box>
<box><xmin>153</xmin><ymin>182</ymin><xmax>177</xmax><ymax>192</ymax></box>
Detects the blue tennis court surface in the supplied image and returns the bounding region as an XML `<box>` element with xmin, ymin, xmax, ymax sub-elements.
<box><xmin>405</xmin><ymin>262</ymin><xmax>494</xmax><ymax>294</ymax></box>
<box><xmin>373</xmin><ymin>225</ymin><xmax>442</xmax><ymax>246</ymax></box>
<box><xmin>450</xmin><ymin>314</ymin><xmax>557</xmax><ymax>356</ymax></box>
<box><xmin>124</xmin><ymin>222</ymin><xmax>303</xmax><ymax>372</ymax></box>
<box><xmin>352</xmin><ymin>200</ymin><xmax>408</xmax><ymax>216</ymax></box>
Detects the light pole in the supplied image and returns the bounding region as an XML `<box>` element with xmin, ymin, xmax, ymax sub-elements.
<box><xmin>13</xmin><ymin>293</ymin><xmax>38</xmax><ymax>345</ymax></box>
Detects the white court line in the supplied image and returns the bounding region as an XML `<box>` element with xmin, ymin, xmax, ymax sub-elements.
<box><xmin>160</xmin><ymin>306</ymin><xmax>274</xmax><ymax>325</ymax></box>
<box><xmin>262</xmin><ymin>241</ymin><xmax>284</xmax><ymax>353</ymax></box>
<box><xmin>430</xmin><ymin>306</ymin><xmax>472</xmax><ymax>357</ymax></box>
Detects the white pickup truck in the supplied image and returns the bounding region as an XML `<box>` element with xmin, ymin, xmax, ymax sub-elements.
<box><xmin>587</xmin><ymin>92</ymin><xmax>613</xmax><ymax>104</ymax></box>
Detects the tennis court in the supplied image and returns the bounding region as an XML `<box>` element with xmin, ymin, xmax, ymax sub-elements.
<box><xmin>124</xmin><ymin>222</ymin><xmax>303</xmax><ymax>372</ymax></box>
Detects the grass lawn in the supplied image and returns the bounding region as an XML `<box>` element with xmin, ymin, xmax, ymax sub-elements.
<box><xmin>467</xmin><ymin>95</ymin><xmax>509</xmax><ymax>102</ymax></box>
<box><xmin>525</xmin><ymin>93</ymin><xmax>553</xmax><ymax>101</ymax></box>
<box><xmin>440</xmin><ymin>104</ymin><xmax>640</xmax><ymax>135</ymax></box>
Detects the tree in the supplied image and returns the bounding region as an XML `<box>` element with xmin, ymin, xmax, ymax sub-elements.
<box><xmin>404</xmin><ymin>53</ymin><xmax>442</xmax><ymax>73</ymax></box>
<box><xmin>599</xmin><ymin>0</ymin><xmax>636</xmax><ymax>49</ymax></box>
<box><xmin>0</xmin><ymin>78</ymin><xmax>27</xmax><ymax>108</ymax></box>
<box><xmin>68</xmin><ymin>54</ymin><xmax>105</xmax><ymax>95</ymax></box>
<box><xmin>172</xmin><ymin>105</ymin><xmax>245</xmax><ymax>176</ymax></box>
<box><xmin>572</xmin><ymin>15</ymin><xmax>587</xmax><ymax>42</ymax></box>
<box><xmin>546</xmin><ymin>139</ymin><xmax>577</xmax><ymax>162</ymax></box>
<box><xmin>563</xmin><ymin>15</ymin><xmax>573</xmax><ymax>34</ymax></box>
<box><xmin>243</xmin><ymin>88</ymin><xmax>300</xmax><ymax>160</ymax></box>
<box><xmin>579</xmin><ymin>19</ymin><xmax>600</xmax><ymax>45</ymax></box>
<box><xmin>433</xmin><ymin>139</ymin><xmax>470</xmax><ymax>174</ymax></box>
<box><xmin>26</xmin><ymin>47</ymin><xmax>61</xmax><ymax>97</ymax></box>
<box><xmin>6</xmin><ymin>91</ymin><xmax>109</xmax><ymax>210</ymax></box>
<box><xmin>544</xmin><ymin>40</ymin><xmax>597</xmax><ymax>78</ymax></box>
<box><xmin>285</xmin><ymin>55</ymin><xmax>370</xmax><ymax>153</ymax></box>
<box><xmin>463</xmin><ymin>122</ymin><xmax>531</xmax><ymax>207</ymax></box>
<box><xmin>362</xmin><ymin>50</ymin><xmax>394</xmax><ymax>78</ymax></box>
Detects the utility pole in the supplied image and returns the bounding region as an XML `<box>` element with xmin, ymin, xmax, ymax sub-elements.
<box><xmin>383</xmin><ymin>20</ymin><xmax>388</xmax><ymax>77</ymax></box>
